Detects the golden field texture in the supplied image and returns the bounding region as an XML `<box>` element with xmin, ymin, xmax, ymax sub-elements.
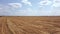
<box><xmin>0</xmin><ymin>16</ymin><xmax>60</xmax><ymax>34</ymax></box>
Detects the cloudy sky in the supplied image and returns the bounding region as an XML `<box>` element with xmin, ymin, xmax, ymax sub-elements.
<box><xmin>0</xmin><ymin>0</ymin><xmax>60</xmax><ymax>16</ymax></box>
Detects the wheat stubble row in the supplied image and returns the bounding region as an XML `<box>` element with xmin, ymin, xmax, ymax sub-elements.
<box><xmin>0</xmin><ymin>16</ymin><xmax>60</xmax><ymax>34</ymax></box>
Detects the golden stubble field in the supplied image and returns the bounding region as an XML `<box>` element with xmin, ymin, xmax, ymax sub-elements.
<box><xmin>0</xmin><ymin>16</ymin><xmax>60</xmax><ymax>34</ymax></box>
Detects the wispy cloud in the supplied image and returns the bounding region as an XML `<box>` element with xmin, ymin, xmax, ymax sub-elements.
<box><xmin>38</xmin><ymin>0</ymin><xmax>52</xmax><ymax>7</ymax></box>
<box><xmin>52</xmin><ymin>0</ymin><xmax>60</xmax><ymax>7</ymax></box>
<box><xmin>21</xmin><ymin>0</ymin><xmax>32</xmax><ymax>6</ymax></box>
<box><xmin>8</xmin><ymin>3</ymin><xmax>22</xmax><ymax>8</ymax></box>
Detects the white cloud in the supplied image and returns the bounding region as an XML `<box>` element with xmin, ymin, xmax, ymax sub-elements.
<box><xmin>50</xmin><ymin>0</ymin><xmax>60</xmax><ymax>16</ymax></box>
<box><xmin>39</xmin><ymin>0</ymin><xmax>52</xmax><ymax>7</ymax></box>
<box><xmin>52</xmin><ymin>3</ymin><xmax>60</xmax><ymax>7</ymax></box>
<box><xmin>53</xmin><ymin>0</ymin><xmax>60</xmax><ymax>2</ymax></box>
<box><xmin>21</xmin><ymin>0</ymin><xmax>32</xmax><ymax>6</ymax></box>
<box><xmin>52</xmin><ymin>0</ymin><xmax>60</xmax><ymax>7</ymax></box>
<box><xmin>8</xmin><ymin>3</ymin><xmax>22</xmax><ymax>8</ymax></box>
<box><xmin>38</xmin><ymin>0</ymin><xmax>60</xmax><ymax>7</ymax></box>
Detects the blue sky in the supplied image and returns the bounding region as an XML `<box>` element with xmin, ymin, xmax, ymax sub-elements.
<box><xmin>0</xmin><ymin>0</ymin><xmax>60</xmax><ymax>16</ymax></box>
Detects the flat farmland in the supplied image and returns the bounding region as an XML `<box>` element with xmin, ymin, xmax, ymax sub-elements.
<box><xmin>0</xmin><ymin>16</ymin><xmax>60</xmax><ymax>34</ymax></box>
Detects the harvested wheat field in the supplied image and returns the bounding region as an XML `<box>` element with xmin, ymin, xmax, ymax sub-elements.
<box><xmin>0</xmin><ymin>16</ymin><xmax>60</xmax><ymax>34</ymax></box>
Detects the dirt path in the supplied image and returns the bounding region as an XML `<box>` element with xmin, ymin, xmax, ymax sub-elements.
<box><xmin>0</xmin><ymin>17</ymin><xmax>6</xmax><ymax>34</ymax></box>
